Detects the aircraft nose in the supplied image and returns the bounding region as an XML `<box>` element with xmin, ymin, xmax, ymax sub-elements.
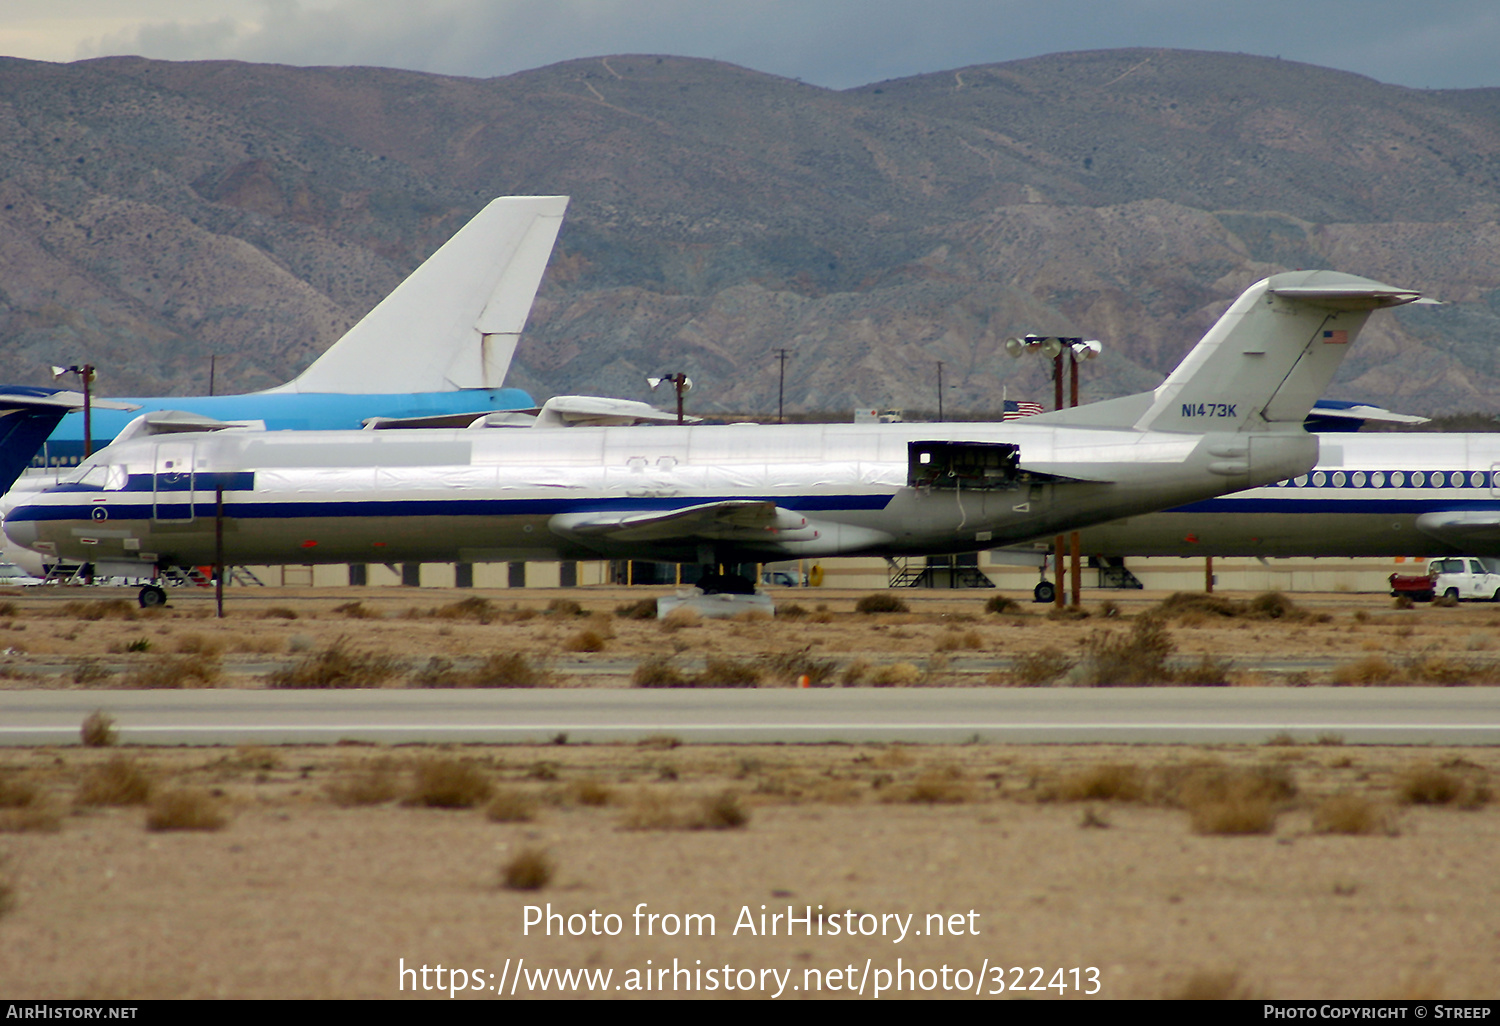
<box><xmin>2</xmin><ymin>514</ymin><xmax>37</xmax><ymax>552</ymax></box>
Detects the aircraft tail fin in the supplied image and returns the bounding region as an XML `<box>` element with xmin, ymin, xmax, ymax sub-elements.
<box><xmin>266</xmin><ymin>195</ymin><xmax>569</xmax><ymax>395</ymax></box>
<box><xmin>1036</xmin><ymin>271</ymin><xmax>1419</xmax><ymax>433</ymax></box>
<box><xmin>0</xmin><ymin>389</ymin><xmax>97</xmax><ymax>492</ymax></box>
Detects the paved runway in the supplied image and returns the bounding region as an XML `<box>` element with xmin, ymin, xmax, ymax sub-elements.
<box><xmin>4</xmin><ymin>687</ymin><xmax>1500</xmax><ymax>745</ymax></box>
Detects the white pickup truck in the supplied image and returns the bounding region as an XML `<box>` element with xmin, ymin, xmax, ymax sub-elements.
<box><xmin>1428</xmin><ymin>556</ymin><xmax>1500</xmax><ymax>602</ymax></box>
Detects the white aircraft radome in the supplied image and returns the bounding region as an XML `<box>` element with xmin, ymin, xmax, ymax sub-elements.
<box><xmin>3</xmin><ymin>270</ymin><xmax>1419</xmax><ymax>607</ymax></box>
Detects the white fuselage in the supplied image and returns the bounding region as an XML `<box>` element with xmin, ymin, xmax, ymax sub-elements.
<box><xmin>3</xmin><ymin>420</ymin><xmax>1317</xmax><ymax>570</ymax></box>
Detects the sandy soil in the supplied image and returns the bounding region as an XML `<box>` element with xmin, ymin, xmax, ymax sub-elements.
<box><xmin>1</xmin><ymin>585</ymin><xmax>1498</xmax><ymax>1000</ymax></box>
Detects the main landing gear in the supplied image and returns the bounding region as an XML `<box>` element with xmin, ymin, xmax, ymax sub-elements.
<box><xmin>138</xmin><ymin>584</ymin><xmax>167</xmax><ymax>609</ymax></box>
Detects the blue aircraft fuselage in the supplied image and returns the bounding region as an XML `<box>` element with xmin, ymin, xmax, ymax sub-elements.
<box><xmin>31</xmin><ymin>388</ymin><xmax>535</xmax><ymax>468</ymax></box>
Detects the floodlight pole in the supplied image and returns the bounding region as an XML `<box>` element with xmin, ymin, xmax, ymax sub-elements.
<box><xmin>937</xmin><ymin>361</ymin><xmax>945</xmax><ymax>423</ymax></box>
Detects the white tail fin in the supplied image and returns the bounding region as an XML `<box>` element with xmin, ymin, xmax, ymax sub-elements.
<box><xmin>1038</xmin><ymin>270</ymin><xmax>1419</xmax><ymax>433</ymax></box>
<box><xmin>266</xmin><ymin>195</ymin><xmax>569</xmax><ymax>394</ymax></box>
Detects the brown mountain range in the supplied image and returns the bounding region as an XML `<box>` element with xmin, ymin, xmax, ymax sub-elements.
<box><xmin>1</xmin><ymin>48</ymin><xmax>1499</xmax><ymax>416</ymax></box>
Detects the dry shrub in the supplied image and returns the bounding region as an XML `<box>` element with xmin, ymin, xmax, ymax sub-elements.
<box><xmin>1010</xmin><ymin>647</ymin><xmax>1074</xmax><ymax>686</ymax></box>
<box><xmin>1077</xmin><ymin>617</ymin><xmax>1175</xmax><ymax>686</ymax></box>
<box><xmin>1174</xmin><ymin>654</ymin><xmax>1234</xmax><ymax>687</ymax></box>
<box><xmin>985</xmin><ymin>595</ymin><xmax>1022</xmax><ymax>615</ymax></box>
<box><xmin>486</xmin><ymin>788</ymin><xmax>537</xmax><ymax>822</ymax></box>
<box><xmin>777</xmin><ymin>603</ymin><xmax>808</xmax><ymax>620</ymax></box>
<box><xmin>121</xmin><ymin>653</ymin><xmax>221</xmax><ymax>689</ymax></box>
<box><xmin>760</xmin><ymin>649</ymin><xmax>837</xmax><ymax>687</ymax></box>
<box><xmin>659</xmin><ymin>607</ymin><xmax>701</xmax><ymax>632</ymax></box>
<box><xmin>1169</xmin><ymin>763</ymin><xmax>1297</xmax><ymax>808</ymax></box>
<box><xmin>1189</xmin><ymin>796</ymin><xmax>1278</xmax><ymax>835</ymax></box>
<box><xmin>1045</xmin><ymin>606</ymin><xmax>1091</xmax><ymax>622</ymax></box>
<box><xmin>173</xmin><ymin>633</ymin><xmax>225</xmax><ymax>656</ymax></box>
<box><xmin>410</xmin><ymin>656</ymin><xmax>461</xmax><ymax>688</ymax></box>
<box><xmin>404</xmin><ymin>758</ymin><xmax>493</xmax><ymax>809</ymax></box>
<box><xmin>1397</xmin><ymin>765</ymin><xmax>1489</xmax><ymax>808</ymax></box>
<box><xmin>146</xmin><ymin>789</ymin><xmax>226</xmax><ymax>831</ymax></box>
<box><xmin>469</xmin><ymin>653</ymin><xmax>552</xmax><ymax>688</ymax></box>
<box><xmin>434</xmin><ymin>596</ymin><xmax>496</xmax><ymax>624</ymax></box>
<box><xmin>1435</xmin><ymin>593</ymin><xmax>1460</xmax><ymax>608</ymax></box>
<box><xmin>266</xmin><ymin>640</ymin><xmax>399</xmax><ymax>689</ymax></box>
<box><xmin>502</xmin><ymin>848</ymin><xmax>553</xmax><ymax>891</ymax></box>
<box><xmin>546</xmin><ymin>598</ymin><xmax>585</xmax><ymax>617</ymax></box>
<box><xmin>1331</xmin><ymin>655</ymin><xmax>1395</xmax><ymax>685</ymax></box>
<box><xmin>935</xmin><ymin>629</ymin><xmax>982</xmax><ymax>652</ymax></box>
<box><xmin>1312</xmin><ymin>794</ymin><xmax>1393</xmax><ymax>835</ymax></box>
<box><xmin>696</xmin><ymin>658</ymin><xmax>762</xmax><ymax>688</ymax></box>
<box><xmin>70</xmin><ymin>658</ymin><xmax>112</xmax><ymax>685</ymax></box>
<box><xmin>889</xmin><ymin>766</ymin><xmax>973</xmax><ymax>804</ymax></box>
<box><xmin>0</xmin><ymin>774</ymin><xmax>40</xmax><ymax>809</ymax></box>
<box><xmin>60</xmin><ymin>599</ymin><xmax>136</xmax><ymax>621</ymax></box>
<box><xmin>638</xmin><ymin>735</ymin><xmax>681</xmax><ymax>751</ymax></box>
<box><xmin>1393</xmin><ymin>595</ymin><xmax>1415</xmax><ymax>610</ymax></box>
<box><xmin>868</xmin><ymin>662</ymin><xmax>923</xmax><ymax>687</ymax></box>
<box><xmin>615</xmin><ymin>598</ymin><xmax>658</xmax><ymax>620</ymax></box>
<box><xmin>261</xmin><ymin>607</ymin><xmax>299</xmax><ymax>620</ymax></box>
<box><xmin>621</xmin><ymin>789</ymin><xmax>748</xmax><ymax>830</ymax></box>
<box><xmin>621</xmin><ymin>789</ymin><xmax>680</xmax><ymax>830</ymax></box>
<box><xmin>840</xmin><ymin>658</ymin><xmax>871</xmax><ymax>686</ymax></box>
<box><xmin>1152</xmin><ymin>591</ymin><xmax>1327</xmax><ymax>624</ymax></box>
<box><xmin>809</xmin><ymin>610</ymin><xmax>835</xmax><ymax>624</ymax></box>
<box><xmin>326</xmin><ymin>761</ymin><xmax>401</xmax><ymax>807</ymax></box>
<box><xmin>1052</xmin><ymin>763</ymin><xmax>1146</xmax><ymax>803</ymax></box>
<box><xmin>76</xmin><ymin>755</ymin><xmax>153</xmax><ymax>806</ymax></box>
<box><xmin>569</xmin><ymin>777</ymin><xmax>613</xmax><ymax>807</ymax></box>
<box><xmin>80</xmin><ymin>709</ymin><xmax>116</xmax><ymax>747</ymax></box>
<box><xmin>694</xmin><ymin>791</ymin><xmax>749</xmax><ymax>829</ymax></box>
<box><xmin>332</xmin><ymin>601</ymin><xmax>380</xmax><ymax>620</ymax></box>
<box><xmin>855</xmin><ymin>593</ymin><xmax>908</xmax><ymax>614</ymax></box>
<box><xmin>564</xmin><ymin>629</ymin><xmax>608</xmax><ymax>653</ymax></box>
<box><xmin>1168</xmin><ymin>763</ymin><xmax>1294</xmax><ymax>836</ymax></box>
<box><xmin>632</xmin><ymin>655</ymin><xmax>690</xmax><ymax>688</ymax></box>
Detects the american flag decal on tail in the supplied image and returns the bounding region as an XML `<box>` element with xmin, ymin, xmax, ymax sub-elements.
<box><xmin>1322</xmin><ymin>329</ymin><xmax>1349</xmax><ymax>344</ymax></box>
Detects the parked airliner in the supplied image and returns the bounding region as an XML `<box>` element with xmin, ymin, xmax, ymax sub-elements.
<box><xmin>27</xmin><ymin>195</ymin><xmax>568</xmax><ymax>468</ymax></box>
<box><xmin>3</xmin><ymin>271</ymin><xmax>1419</xmax><ymax>606</ymax></box>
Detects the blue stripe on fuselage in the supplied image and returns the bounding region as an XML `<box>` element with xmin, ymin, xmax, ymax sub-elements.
<box><xmin>8</xmin><ymin>492</ymin><xmax>895</xmax><ymax>523</ymax></box>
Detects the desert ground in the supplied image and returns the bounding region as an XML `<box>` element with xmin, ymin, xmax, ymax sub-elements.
<box><xmin>1</xmin><ymin>583</ymin><xmax>1498</xmax><ymax>1000</ymax></box>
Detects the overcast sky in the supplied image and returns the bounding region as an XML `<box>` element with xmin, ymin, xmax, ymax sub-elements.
<box><xmin>4</xmin><ymin>0</ymin><xmax>1499</xmax><ymax>91</ymax></box>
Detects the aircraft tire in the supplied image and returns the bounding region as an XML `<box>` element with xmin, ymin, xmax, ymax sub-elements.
<box><xmin>138</xmin><ymin>585</ymin><xmax>167</xmax><ymax>609</ymax></box>
<box><xmin>1033</xmin><ymin>581</ymin><xmax>1056</xmax><ymax>604</ymax></box>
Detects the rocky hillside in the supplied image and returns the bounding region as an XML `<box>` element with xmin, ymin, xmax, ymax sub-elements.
<box><xmin>1</xmin><ymin>48</ymin><xmax>1499</xmax><ymax>415</ymax></box>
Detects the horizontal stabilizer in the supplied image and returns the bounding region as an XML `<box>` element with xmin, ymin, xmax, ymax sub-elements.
<box><xmin>362</xmin><ymin>395</ymin><xmax>691</xmax><ymax>430</ymax></box>
<box><xmin>113</xmin><ymin>411</ymin><xmax>265</xmax><ymax>445</ymax></box>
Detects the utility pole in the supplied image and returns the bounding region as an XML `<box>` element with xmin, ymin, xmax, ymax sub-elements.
<box><xmin>936</xmin><ymin>361</ymin><xmax>945</xmax><ymax>423</ymax></box>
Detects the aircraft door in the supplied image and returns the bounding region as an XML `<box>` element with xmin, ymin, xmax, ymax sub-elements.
<box><xmin>153</xmin><ymin>442</ymin><xmax>196</xmax><ymax>523</ymax></box>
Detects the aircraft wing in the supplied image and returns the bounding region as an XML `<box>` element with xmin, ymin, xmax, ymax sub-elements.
<box><xmin>1415</xmin><ymin>511</ymin><xmax>1500</xmax><ymax>548</ymax></box>
<box><xmin>550</xmin><ymin>501</ymin><xmax>814</xmax><ymax>544</ymax></box>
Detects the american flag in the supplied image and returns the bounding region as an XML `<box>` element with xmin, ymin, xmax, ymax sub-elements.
<box><xmin>1322</xmin><ymin>329</ymin><xmax>1349</xmax><ymax>344</ymax></box>
<box><xmin>1002</xmin><ymin>400</ymin><xmax>1045</xmax><ymax>420</ymax></box>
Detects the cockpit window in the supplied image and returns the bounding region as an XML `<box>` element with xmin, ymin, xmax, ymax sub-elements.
<box><xmin>76</xmin><ymin>465</ymin><xmax>108</xmax><ymax>489</ymax></box>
